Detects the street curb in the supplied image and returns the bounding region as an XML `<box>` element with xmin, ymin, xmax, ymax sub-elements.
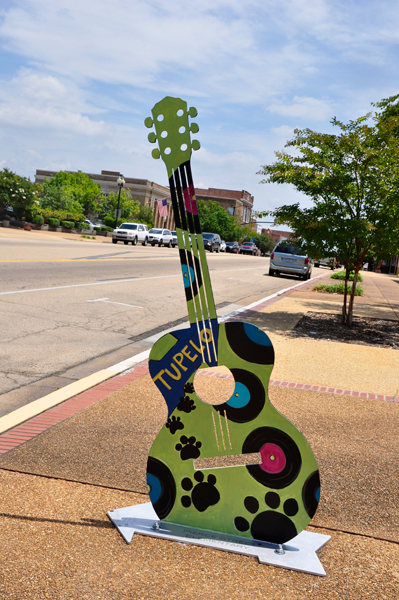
<box><xmin>0</xmin><ymin>274</ymin><xmax>327</xmax><ymax>435</ymax></box>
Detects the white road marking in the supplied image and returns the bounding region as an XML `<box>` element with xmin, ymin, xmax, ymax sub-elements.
<box><xmin>0</xmin><ymin>266</ymin><xmax>266</xmax><ymax>296</ymax></box>
<box><xmin>87</xmin><ymin>298</ymin><xmax>143</xmax><ymax>309</ymax></box>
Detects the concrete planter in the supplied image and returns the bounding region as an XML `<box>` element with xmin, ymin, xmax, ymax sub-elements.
<box><xmin>40</xmin><ymin>224</ymin><xmax>49</xmax><ymax>231</ymax></box>
<box><xmin>49</xmin><ymin>227</ymin><xmax>62</xmax><ymax>232</ymax></box>
<box><xmin>2</xmin><ymin>220</ymin><xmax>10</xmax><ymax>227</ymax></box>
<box><xmin>62</xmin><ymin>227</ymin><xmax>77</xmax><ymax>233</ymax></box>
<box><xmin>96</xmin><ymin>231</ymin><xmax>107</xmax><ymax>236</ymax></box>
<box><xmin>80</xmin><ymin>229</ymin><xmax>93</xmax><ymax>234</ymax></box>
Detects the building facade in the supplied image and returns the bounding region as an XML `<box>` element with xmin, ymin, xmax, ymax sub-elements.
<box><xmin>34</xmin><ymin>169</ymin><xmax>175</xmax><ymax>230</ymax></box>
<box><xmin>194</xmin><ymin>187</ymin><xmax>254</xmax><ymax>226</ymax></box>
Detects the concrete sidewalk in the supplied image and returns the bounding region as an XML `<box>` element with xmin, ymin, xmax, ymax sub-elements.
<box><xmin>0</xmin><ymin>271</ymin><xmax>398</xmax><ymax>599</ymax></box>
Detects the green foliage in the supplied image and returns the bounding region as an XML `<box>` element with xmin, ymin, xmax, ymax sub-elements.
<box><xmin>32</xmin><ymin>215</ymin><xmax>44</xmax><ymax>225</ymax></box>
<box><xmin>252</xmin><ymin>233</ymin><xmax>274</xmax><ymax>255</ymax></box>
<box><xmin>331</xmin><ymin>270</ymin><xmax>363</xmax><ymax>282</ymax></box>
<box><xmin>104</xmin><ymin>215</ymin><xmax>118</xmax><ymax>228</ymax></box>
<box><xmin>39</xmin><ymin>171</ymin><xmax>102</xmax><ymax>215</ymax></box>
<box><xmin>37</xmin><ymin>207</ymin><xmax>85</xmax><ymax>223</ymax></box>
<box><xmin>48</xmin><ymin>218</ymin><xmax>60</xmax><ymax>227</ymax></box>
<box><xmin>258</xmin><ymin>103</ymin><xmax>399</xmax><ymax>324</ymax></box>
<box><xmin>0</xmin><ymin>167</ymin><xmax>38</xmax><ymax>219</ymax></box>
<box><xmin>75</xmin><ymin>222</ymin><xmax>86</xmax><ymax>230</ymax></box>
<box><xmin>133</xmin><ymin>204</ymin><xmax>155</xmax><ymax>228</ymax></box>
<box><xmin>197</xmin><ymin>200</ymin><xmax>243</xmax><ymax>241</ymax></box>
<box><xmin>313</xmin><ymin>282</ymin><xmax>364</xmax><ymax>296</ymax></box>
<box><xmin>97</xmin><ymin>189</ymin><xmax>140</xmax><ymax>224</ymax></box>
<box><xmin>61</xmin><ymin>220</ymin><xmax>75</xmax><ymax>229</ymax></box>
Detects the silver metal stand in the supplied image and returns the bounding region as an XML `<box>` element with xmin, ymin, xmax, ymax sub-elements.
<box><xmin>108</xmin><ymin>502</ymin><xmax>330</xmax><ymax>576</ymax></box>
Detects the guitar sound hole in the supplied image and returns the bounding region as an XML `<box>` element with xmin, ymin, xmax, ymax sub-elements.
<box><xmin>193</xmin><ymin>366</ymin><xmax>235</xmax><ymax>406</ymax></box>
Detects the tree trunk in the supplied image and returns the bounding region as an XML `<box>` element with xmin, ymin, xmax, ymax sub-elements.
<box><xmin>347</xmin><ymin>268</ymin><xmax>360</xmax><ymax>326</ymax></box>
<box><xmin>342</xmin><ymin>265</ymin><xmax>350</xmax><ymax>324</ymax></box>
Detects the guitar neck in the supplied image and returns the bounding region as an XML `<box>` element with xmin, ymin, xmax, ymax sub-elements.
<box><xmin>169</xmin><ymin>161</ymin><xmax>218</xmax><ymax>360</ymax></box>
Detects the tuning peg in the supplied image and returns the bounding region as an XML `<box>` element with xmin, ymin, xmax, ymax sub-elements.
<box><xmin>144</xmin><ymin>117</ymin><xmax>154</xmax><ymax>128</ymax></box>
<box><xmin>148</xmin><ymin>132</ymin><xmax>157</xmax><ymax>144</ymax></box>
<box><xmin>151</xmin><ymin>148</ymin><xmax>161</xmax><ymax>159</ymax></box>
<box><xmin>192</xmin><ymin>140</ymin><xmax>201</xmax><ymax>151</ymax></box>
<box><xmin>188</xmin><ymin>106</ymin><xmax>198</xmax><ymax>118</ymax></box>
<box><xmin>190</xmin><ymin>123</ymin><xmax>199</xmax><ymax>134</ymax></box>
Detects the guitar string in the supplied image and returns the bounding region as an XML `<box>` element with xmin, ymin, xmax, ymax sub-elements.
<box><xmin>169</xmin><ymin>173</ymin><xmax>205</xmax><ymax>363</ymax></box>
<box><xmin>173</xmin><ymin>166</ymin><xmax>213</xmax><ymax>363</ymax></box>
<box><xmin>180</xmin><ymin>162</ymin><xmax>218</xmax><ymax>362</ymax></box>
<box><xmin>223</xmin><ymin>411</ymin><xmax>233</xmax><ymax>451</ymax></box>
<box><xmin>217</xmin><ymin>409</ymin><xmax>226</xmax><ymax>451</ymax></box>
<box><xmin>211</xmin><ymin>411</ymin><xmax>221</xmax><ymax>453</ymax></box>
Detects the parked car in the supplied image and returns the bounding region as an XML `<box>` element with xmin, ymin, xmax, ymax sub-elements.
<box><xmin>171</xmin><ymin>230</ymin><xmax>178</xmax><ymax>246</ymax></box>
<box><xmin>85</xmin><ymin>219</ymin><xmax>103</xmax><ymax>230</ymax></box>
<box><xmin>219</xmin><ymin>240</ymin><xmax>226</xmax><ymax>252</ymax></box>
<box><xmin>225</xmin><ymin>241</ymin><xmax>239</xmax><ymax>253</ymax></box>
<box><xmin>238</xmin><ymin>242</ymin><xmax>258</xmax><ymax>256</ymax></box>
<box><xmin>314</xmin><ymin>257</ymin><xmax>339</xmax><ymax>270</ymax></box>
<box><xmin>112</xmin><ymin>222</ymin><xmax>149</xmax><ymax>245</ymax></box>
<box><xmin>148</xmin><ymin>228</ymin><xmax>175</xmax><ymax>247</ymax></box>
<box><xmin>269</xmin><ymin>244</ymin><xmax>313</xmax><ymax>279</ymax></box>
<box><xmin>202</xmin><ymin>232</ymin><xmax>221</xmax><ymax>252</ymax></box>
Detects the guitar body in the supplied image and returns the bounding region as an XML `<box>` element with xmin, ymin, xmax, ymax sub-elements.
<box><xmin>145</xmin><ymin>96</ymin><xmax>320</xmax><ymax>545</ymax></box>
<box><xmin>147</xmin><ymin>320</ymin><xmax>320</xmax><ymax>544</ymax></box>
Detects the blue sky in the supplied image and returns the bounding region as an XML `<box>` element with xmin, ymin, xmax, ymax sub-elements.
<box><xmin>0</xmin><ymin>0</ymin><xmax>398</xmax><ymax>215</ymax></box>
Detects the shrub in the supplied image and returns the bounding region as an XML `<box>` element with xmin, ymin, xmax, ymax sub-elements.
<box><xmin>32</xmin><ymin>215</ymin><xmax>44</xmax><ymax>225</ymax></box>
<box><xmin>48</xmin><ymin>218</ymin><xmax>60</xmax><ymax>227</ymax></box>
<box><xmin>104</xmin><ymin>215</ymin><xmax>117</xmax><ymax>228</ymax></box>
<box><xmin>61</xmin><ymin>220</ymin><xmax>75</xmax><ymax>229</ymax></box>
<box><xmin>331</xmin><ymin>270</ymin><xmax>363</xmax><ymax>282</ymax></box>
<box><xmin>313</xmin><ymin>282</ymin><xmax>364</xmax><ymax>296</ymax></box>
<box><xmin>75</xmin><ymin>222</ymin><xmax>86</xmax><ymax>230</ymax></box>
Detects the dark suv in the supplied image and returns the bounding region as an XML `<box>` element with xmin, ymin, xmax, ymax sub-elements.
<box><xmin>202</xmin><ymin>232</ymin><xmax>221</xmax><ymax>252</ymax></box>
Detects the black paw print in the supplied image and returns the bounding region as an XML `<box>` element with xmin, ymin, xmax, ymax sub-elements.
<box><xmin>181</xmin><ymin>471</ymin><xmax>220</xmax><ymax>512</ymax></box>
<box><xmin>166</xmin><ymin>416</ymin><xmax>184</xmax><ymax>435</ymax></box>
<box><xmin>177</xmin><ymin>395</ymin><xmax>196</xmax><ymax>413</ymax></box>
<box><xmin>175</xmin><ymin>435</ymin><xmax>202</xmax><ymax>460</ymax></box>
<box><xmin>234</xmin><ymin>491</ymin><xmax>299</xmax><ymax>545</ymax></box>
<box><xmin>183</xmin><ymin>382</ymin><xmax>195</xmax><ymax>394</ymax></box>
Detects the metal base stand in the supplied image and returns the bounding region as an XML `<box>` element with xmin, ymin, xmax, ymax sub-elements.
<box><xmin>108</xmin><ymin>502</ymin><xmax>330</xmax><ymax>576</ymax></box>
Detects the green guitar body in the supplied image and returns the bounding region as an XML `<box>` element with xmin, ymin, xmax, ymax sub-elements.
<box><xmin>147</xmin><ymin>321</ymin><xmax>320</xmax><ymax>545</ymax></box>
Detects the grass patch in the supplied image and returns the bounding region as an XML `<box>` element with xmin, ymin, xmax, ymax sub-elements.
<box><xmin>331</xmin><ymin>270</ymin><xmax>363</xmax><ymax>282</ymax></box>
<box><xmin>313</xmin><ymin>282</ymin><xmax>364</xmax><ymax>295</ymax></box>
<box><xmin>81</xmin><ymin>235</ymin><xmax>96</xmax><ymax>240</ymax></box>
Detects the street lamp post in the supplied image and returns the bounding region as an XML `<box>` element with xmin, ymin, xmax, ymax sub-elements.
<box><xmin>115</xmin><ymin>174</ymin><xmax>125</xmax><ymax>228</ymax></box>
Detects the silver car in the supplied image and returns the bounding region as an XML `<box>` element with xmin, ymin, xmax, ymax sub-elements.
<box><xmin>269</xmin><ymin>244</ymin><xmax>313</xmax><ymax>280</ymax></box>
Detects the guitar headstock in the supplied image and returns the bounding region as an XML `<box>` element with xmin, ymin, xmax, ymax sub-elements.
<box><xmin>145</xmin><ymin>96</ymin><xmax>200</xmax><ymax>177</ymax></box>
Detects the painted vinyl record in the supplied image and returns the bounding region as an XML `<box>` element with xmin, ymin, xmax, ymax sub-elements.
<box><xmin>242</xmin><ymin>427</ymin><xmax>302</xmax><ymax>489</ymax></box>
<box><xmin>147</xmin><ymin>456</ymin><xmax>176</xmax><ymax>519</ymax></box>
<box><xmin>302</xmin><ymin>470</ymin><xmax>320</xmax><ymax>518</ymax></box>
<box><xmin>214</xmin><ymin>368</ymin><xmax>265</xmax><ymax>424</ymax></box>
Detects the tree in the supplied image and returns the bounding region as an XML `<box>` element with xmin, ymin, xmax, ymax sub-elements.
<box><xmin>257</xmin><ymin>110</ymin><xmax>399</xmax><ymax>326</ymax></box>
<box><xmin>40</xmin><ymin>171</ymin><xmax>102</xmax><ymax>216</ymax></box>
<box><xmin>97</xmin><ymin>189</ymin><xmax>140</xmax><ymax>224</ymax></box>
<box><xmin>0</xmin><ymin>168</ymin><xmax>38</xmax><ymax>219</ymax></box>
<box><xmin>252</xmin><ymin>233</ymin><xmax>274</xmax><ymax>255</ymax></box>
<box><xmin>197</xmin><ymin>199</ymin><xmax>245</xmax><ymax>241</ymax></box>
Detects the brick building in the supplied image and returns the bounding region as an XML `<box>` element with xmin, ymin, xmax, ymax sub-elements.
<box><xmin>262</xmin><ymin>228</ymin><xmax>292</xmax><ymax>244</ymax></box>
<box><xmin>34</xmin><ymin>169</ymin><xmax>175</xmax><ymax>230</ymax></box>
<box><xmin>194</xmin><ymin>187</ymin><xmax>254</xmax><ymax>226</ymax></box>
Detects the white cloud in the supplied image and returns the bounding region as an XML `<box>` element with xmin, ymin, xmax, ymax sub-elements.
<box><xmin>269</xmin><ymin>96</ymin><xmax>332</xmax><ymax>120</ymax></box>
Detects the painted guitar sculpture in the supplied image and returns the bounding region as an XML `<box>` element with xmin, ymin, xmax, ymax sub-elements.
<box><xmin>144</xmin><ymin>97</ymin><xmax>320</xmax><ymax>545</ymax></box>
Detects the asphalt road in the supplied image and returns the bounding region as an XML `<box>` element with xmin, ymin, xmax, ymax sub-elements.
<box><xmin>0</xmin><ymin>234</ymin><xmax>325</xmax><ymax>410</ymax></box>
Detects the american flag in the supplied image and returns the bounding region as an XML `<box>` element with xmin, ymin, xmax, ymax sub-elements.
<box><xmin>157</xmin><ymin>198</ymin><xmax>168</xmax><ymax>217</ymax></box>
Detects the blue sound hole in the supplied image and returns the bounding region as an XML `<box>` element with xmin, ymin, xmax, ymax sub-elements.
<box><xmin>147</xmin><ymin>473</ymin><xmax>162</xmax><ymax>504</ymax></box>
<box><xmin>227</xmin><ymin>382</ymin><xmax>250</xmax><ymax>408</ymax></box>
<box><xmin>243</xmin><ymin>322</ymin><xmax>272</xmax><ymax>347</ymax></box>
<box><xmin>182</xmin><ymin>265</ymin><xmax>195</xmax><ymax>288</ymax></box>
